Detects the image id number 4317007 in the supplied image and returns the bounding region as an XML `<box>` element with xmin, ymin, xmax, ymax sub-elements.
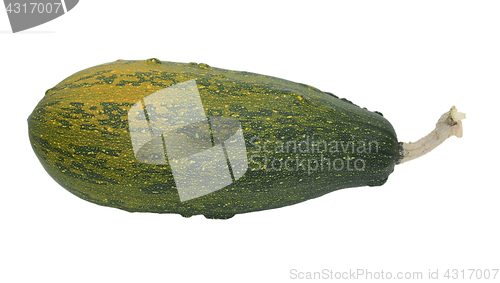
<box><xmin>6</xmin><ymin>2</ymin><xmax>63</xmax><ymax>14</ymax></box>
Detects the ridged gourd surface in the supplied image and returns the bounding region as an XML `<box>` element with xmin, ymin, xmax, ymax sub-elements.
<box><xmin>28</xmin><ymin>59</ymin><xmax>399</xmax><ymax>219</ymax></box>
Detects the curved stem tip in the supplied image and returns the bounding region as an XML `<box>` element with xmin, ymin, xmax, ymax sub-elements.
<box><xmin>398</xmin><ymin>106</ymin><xmax>465</xmax><ymax>164</ymax></box>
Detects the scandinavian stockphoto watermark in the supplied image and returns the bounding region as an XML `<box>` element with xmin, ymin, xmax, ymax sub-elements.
<box><xmin>249</xmin><ymin>135</ymin><xmax>379</xmax><ymax>175</ymax></box>
<box><xmin>127</xmin><ymin>79</ymin><xmax>379</xmax><ymax>202</ymax></box>
<box><xmin>3</xmin><ymin>0</ymin><xmax>79</xmax><ymax>33</ymax></box>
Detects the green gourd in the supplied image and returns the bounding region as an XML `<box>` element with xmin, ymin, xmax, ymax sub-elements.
<box><xmin>27</xmin><ymin>59</ymin><xmax>465</xmax><ymax>219</ymax></box>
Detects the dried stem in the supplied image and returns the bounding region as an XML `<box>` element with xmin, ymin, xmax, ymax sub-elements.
<box><xmin>398</xmin><ymin>106</ymin><xmax>466</xmax><ymax>164</ymax></box>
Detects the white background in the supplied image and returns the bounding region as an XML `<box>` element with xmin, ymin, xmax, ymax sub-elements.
<box><xmin>1</xmin><ymin>1</ymin><xmax>499</xmax><ymax>282</ymax></box>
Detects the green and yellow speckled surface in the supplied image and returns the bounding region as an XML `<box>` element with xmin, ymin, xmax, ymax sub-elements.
<box><xmin>28</xmin><ymin>59</ymin><xmax>399</xmax><ymax>219</ymax></box>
